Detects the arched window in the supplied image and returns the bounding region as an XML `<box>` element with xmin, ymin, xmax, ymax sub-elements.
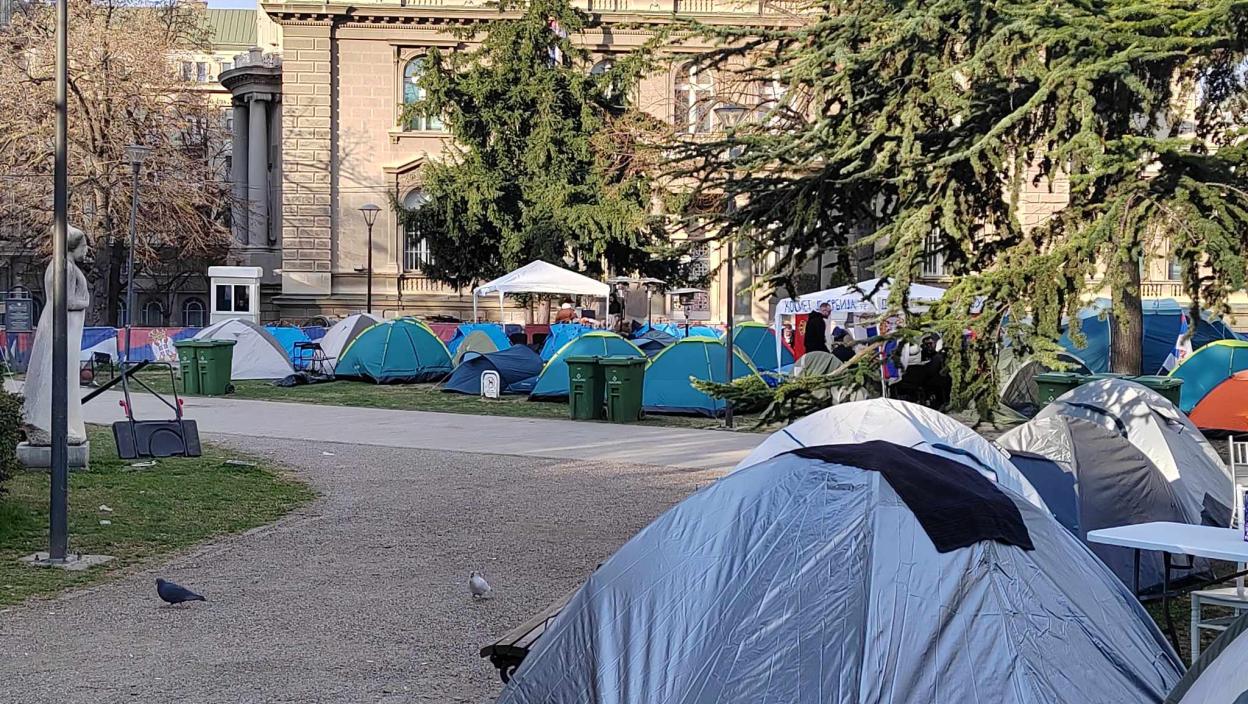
<box><xmin>402</xmin><ymin>57</ymin><xmax>443</xmax><ymax>132</ymax></box>
<box><xmin>674</xmin><ymin>62</ymin><xmax>715</xmax><ymax>134</ymax></box>
<box><xmin>402</xmin><ymin>190</ymin><xmax>433</xmax><ymax>273</ymax></box>
<box><xmin>182</xmin><ymin>297</ymin><xmax>206</xmax><ymax>327</ymax></box>
<box><xmin>141</xmin><ymin>300</ymin><xmax>165</xmax><ymax>327</ymax></box>
<box><xmin>117</xmin><ymin>299</ymin><xmax>128</xmax><ymax>327</ymax></box>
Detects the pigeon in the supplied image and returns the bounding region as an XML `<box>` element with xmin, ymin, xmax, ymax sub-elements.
<box><xmin>468</xmin><ymin>572</ymin><xmax>491</xmax><ymax>600</ymax></box>
<box><xmin>156</xmin><ymin>578</ymin><xmax>206</xmax><ymax>606</ymax></box>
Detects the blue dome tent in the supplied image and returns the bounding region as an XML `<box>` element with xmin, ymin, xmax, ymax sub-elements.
<box><xmin>335</xmin><ymin>318</ymin><xmax>452</xmax><ymax>383</ymax></box>
<box><xmin>1169</xmin><ymin>340</ymin><xmax>1248</xmax><ymax>412</ymax></box>
<box><xmin>443</xmin><ymin>345</ymin><xmax>544</xmax><ymax>395</ymax></box>
<box><xmin>530</xmin><ymin>331</ymin><xmax>644</xmax><ymax>400</ymax></box>
<box><xmin>633</xmin><ymin>328</ymin><xmax>678</xmax><ymax>357</ymax></box>
<box><xmin>539</xmin><ymin>324</ymin><xmax>593</xmax><ymax>360</ymax></box>
<box><xmin>643</xmin><ymin>338</ymin><xmax>760</xmax><ymax>416</ymax></box>
<box><xmin>1060</xmin><ymin>299</ymin><xmax>1240</xmax><ymax>374</ymax></box>
<box><xmin>732</xmin><ymin>321</ymin><xmax>794</xmax><ymax>371</ymax></box>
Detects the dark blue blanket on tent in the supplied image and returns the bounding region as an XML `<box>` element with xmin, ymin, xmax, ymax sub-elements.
<box><xmin>443</xmin><ymin>345</ymin><xmax>544</xmax><ymax>395</ymax></box>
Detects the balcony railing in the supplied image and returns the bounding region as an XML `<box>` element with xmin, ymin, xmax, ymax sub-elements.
<box><xmin>1141</xmin><ymin>282</ymin><xmax>1183</xmax><ymax>299</ymax></box>
<box><xmin>273</xmin><ymin>0</ymin><xmax>805</xmax><ymax>15</ymax></box>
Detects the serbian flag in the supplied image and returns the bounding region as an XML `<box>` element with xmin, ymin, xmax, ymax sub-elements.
<box><xmin>1162</xmin><ymin>311</ymin><xmax>1193</xmax><ymax>372</ymax></box>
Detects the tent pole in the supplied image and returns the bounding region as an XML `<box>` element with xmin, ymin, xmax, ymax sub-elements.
<box><xmin>499</xmin><ymin>291</ymin><xmax>504</xmax><ymax>323</ymax></box>
<box><xmin>774</xmin><ymin>312</ymin><xmax>784</xmax><ymax>375</ymax></box>
<box><xmin>473</xmin><ymin>293</ymin><xmax>479</xmax><ymax>322</ymax></box>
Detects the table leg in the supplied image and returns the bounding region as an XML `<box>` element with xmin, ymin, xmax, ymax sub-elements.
<box><xmin>1162</xmin><ymin>551</ymin><xmax>1181</xmax><ymax>655</ymax></box>
<box><xmin>1133</xmin><ymin>549</ymin><xmax>1141</xmax><ymax>596</ymax></box>
<box><xmin>1191</xmin><ymin>593</ymin><xmax>1201</xmax><ymax>664</ymax></box>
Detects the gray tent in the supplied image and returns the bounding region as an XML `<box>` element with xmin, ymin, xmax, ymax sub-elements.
<box><xmin>1166</xmin><ymin>612</ymin><xmax>1248</xmax><ymax>704</ymax></box>
<box><xmin>997</xmin><ymin>347</ymin><xmax>1090</xmax><ymax>417</ymax></box>
<box><xmin>497</xmin><ymin>441</ymin><xmax>1182</xmax><ymax>704</ymax></box>
<box><xmin>1034</xmin><ymin>379</ymin><xmax>1233</xmax><ymax>528</ymax></box>
<box><xmin>998</xmin><ymin>415</ymin><xmax>1188</xmax><ymax>591</ymax></box>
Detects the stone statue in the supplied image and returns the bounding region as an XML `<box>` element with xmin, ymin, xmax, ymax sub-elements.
<box><xmin>23</xmin><ymin>225</ymin><xmax>90</xmax><ymax>447</ymax></box>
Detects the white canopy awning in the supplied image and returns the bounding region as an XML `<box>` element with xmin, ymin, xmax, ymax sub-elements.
<box><xmin>774</xmin><ymin>278</ymin><xmax>946</xmax><ymax>318</ymax></box>
<box><xmin>474</xmin><ymin>260</ymin><xmax>610</xmax><ymax>298</ymax></box>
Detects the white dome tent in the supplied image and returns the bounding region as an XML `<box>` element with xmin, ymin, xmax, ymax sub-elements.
<box><xmin>497</xmin><ymin>441</ymin><xmax>1182</xmax><ymax>703</ymax></box>
<box><xmin>318</xmin><ymin>313</ymin><xmax>383</xmax><ymax>372</ymax></box>
<box><xmin>735</xmin><ymin>399</ymin><xmax>1047</xmax><ymax>511</ymax></box>
<box><xmin>1165</xmin><ymin>612</ymin><xmax>1248</xmax><ymax>704</ymax></box>
<box><xmin>192</xmin><ymin>319</ymin><xmax>294</xmax><ymax>380</ymax></box>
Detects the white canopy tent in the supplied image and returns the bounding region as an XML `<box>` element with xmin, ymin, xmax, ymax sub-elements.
<box><xmin>472</xmin><ymin>260</ymin><xmax>611</xmax><ymax>322</ymax></box>
<box><xmin>772</xmin><ymin>277</ymin><xmax>946</xmax><ymax>368</ymax></box>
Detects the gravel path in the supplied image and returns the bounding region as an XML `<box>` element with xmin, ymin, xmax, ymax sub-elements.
<box><xmin>0</xmin><ymin>436</ymin><xmax>719</xmax><ymax>704</ymax></box>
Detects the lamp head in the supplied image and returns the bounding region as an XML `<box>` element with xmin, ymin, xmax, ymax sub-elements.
<box><xmin>359</xmin><ymin>203</ymin><xmax>382</xmax><ymax>227</ymax></box>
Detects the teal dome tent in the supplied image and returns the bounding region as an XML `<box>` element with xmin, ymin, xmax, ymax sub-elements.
<box><xmin>530</xmin><ymin>331</ymin><xmax>644</xmax><ymax>400</ymax></box>
<box><xmin>335</xmin><ymin>318</ymin><xmax>452</xmax><ymax>383</ymax></box>
<box><xmin>643</xmin><ymin>338</ymin><xmax>760</xmax><ymax>416</ymax></box>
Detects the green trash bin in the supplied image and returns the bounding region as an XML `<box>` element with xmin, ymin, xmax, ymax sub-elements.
<box><xmin>196</xmin><ymin>339</ymin><xmax>237</xmax><ymax>396</ymax></box>
<box><xmin>567</xmin><ymin>355</ymin><xmax>606</xmax><ymax>421</ymax></box>
<box><xmin>1130</xmin><ymin>375</ymin><xmax>1184</xmax><ymax>407</ymax></box>
<box><xmin>1034</xmin><ymin>371</ymin><xmax>1088</xmax><ymax>406</ymax></box>
<box><xmin>173</xmin><ymin>340</ymin><xmax>205</xmax><ymax>395</ymax></box>
<box><xmin>601</xmin><ymin>357</ymin><xmax>646</xmax><ymax>423</ymax></box>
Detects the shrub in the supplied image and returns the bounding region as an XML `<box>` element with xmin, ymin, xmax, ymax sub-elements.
<box><xmin>0</xmin><ymin>390</ymin><xmax>22</xmax><ymax>494</ymax></box>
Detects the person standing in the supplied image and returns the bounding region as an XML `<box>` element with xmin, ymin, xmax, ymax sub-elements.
<box><xmin>803</xmin><ymin>302</ymin><xmax>831</xmax><ymax>354</ymax></box>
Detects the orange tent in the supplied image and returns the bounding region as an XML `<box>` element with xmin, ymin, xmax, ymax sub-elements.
<box><xmin>1190</xmin><ymin>370</ymin><xmax>1248</xmax><ymax>432</ymax></box>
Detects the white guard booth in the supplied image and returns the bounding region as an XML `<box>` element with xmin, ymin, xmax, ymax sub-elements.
<box><xmin>772</xmin><ymin>277</ymin><xmax>946</xmax><ymax>370</ymax></box>
<box><xmin>208</xmin><ymin>266</ymin><xmax>263</xmax><ymax>325</ymax></box>
<box><xmin>472</xmin><ymin>260</ymin><xmax>610</xmax><ymax>322</ymax></box>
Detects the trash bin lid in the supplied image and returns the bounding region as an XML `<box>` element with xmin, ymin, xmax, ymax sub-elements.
<box><xmin>200</xmin><ymin>339</ymin><xmax>238</xmax><ymax>347</ymax></box>
<box><xmin>598</xmin><ymin>356</ymin><xmax>646</xmax><ymax>366</ymax></box>
<box><xmin>565</xmin><ymin>355</ymin><xmax>600</xmax><ymax>364</ymax></box>
<box><xmin>173</xmin><ymin>340</ymin><xmax>211</xmax><ymax>348</ymax></box>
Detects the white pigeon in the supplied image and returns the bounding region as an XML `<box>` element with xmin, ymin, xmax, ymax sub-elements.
<box><xmin>468</xmin><ymin>572</ymin><xmax>492</xmax><ymax>600</ymax></box>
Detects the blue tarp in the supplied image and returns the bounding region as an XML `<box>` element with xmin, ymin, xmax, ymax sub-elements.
<box><xmin>443</xmin><ymin>345</ymin><xmax>543</xmax><ymax>395</ymax></box>
<box><xmin>301</xmin><ymin>325</ymin><xmax>327</xmax><ymax>341</ymax></box>
<box><xmin>265</xmin><ymin>326</ymin><xmax>312</xmax><ymax>363</ymax></box>
<box><xmin>634</xmin><ymin>329</ymin><xmax>678</xmax><ymax>358</ymax></box>
<box><xmin>539</xmin><ymin>323</ymin><xmax>593</xmax><ymax>360</ymax></box>
<box><xmin>643</xmin><ymin>338</ymin><xmax>758</xmax><ymax>416</ymax></box>
<box><xmin>1059</xmin><ymin>299</ymin><xmax>1241</xmax><ymax>374</ymax></box>
<box><xmin>446</xmin><ymin>323</ymin><xmax>511</xmax><ymax>354</ymax></box>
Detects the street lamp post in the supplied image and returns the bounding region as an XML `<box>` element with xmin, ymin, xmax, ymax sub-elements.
<box><xmin>123</xmin><ymin>144</ymin><xmax>150</xmax><ymax>363</ymax></box>
<box><xmin>48</xmin><ymin>0</ymin><xmax>70</xmax><ymax>562</ymax></box>
<box><xmin>359</xmin><ymin>204</ymin><xmax>381</xmax><ymax>315</ymax></box>
<box><xmin>713</xmin><ymin>102</ymin><xmax>748</xmax><ymax>429</ymax></box>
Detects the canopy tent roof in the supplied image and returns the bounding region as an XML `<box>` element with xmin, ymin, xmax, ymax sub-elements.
<box><xmin>774</xmin><ymin>278</ymin><xmax>946</xmax><ymax>318</ymax></box>
<box><xmin>473</xmin><ymin>260</ymin><xmax>609</xmax><ymax>298</ymax></box>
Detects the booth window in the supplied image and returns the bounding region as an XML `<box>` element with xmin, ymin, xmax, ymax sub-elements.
<box><xmin>215</xmin><ymin>284</ymin><xmax>251</xmax><ymax>313</ymax></box>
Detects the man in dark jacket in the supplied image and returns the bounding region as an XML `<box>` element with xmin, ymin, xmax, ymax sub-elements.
<box><xmin>803</xmin><ymin>303</ymin><xmax>832</xmax><ymax>354</ymax></box>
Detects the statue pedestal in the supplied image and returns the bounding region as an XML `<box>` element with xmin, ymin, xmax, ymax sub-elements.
<box><xmin>17</xmin><ymin>441</ymin><xmax>90</xmax><ymax>470</ymax></box>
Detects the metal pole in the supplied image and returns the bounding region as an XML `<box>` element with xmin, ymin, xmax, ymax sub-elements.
<box><xmin>125</xmin><ymin>161</ymin><xmax>140</xmax><ymax>361</ymax></box>
<box><xmin>724</xmin><ymin>239</ymin><xmax>735</xmax><ymax>429</ymax></box>
<box><xmin>49</xmin><ymin>0</ymin><xmax>69</xmax><ymax>562</ymax></box>
<box><xmin>365</xmin><ymin>222</ymin><xmax>373</xmax><ymax>315</ymax></box>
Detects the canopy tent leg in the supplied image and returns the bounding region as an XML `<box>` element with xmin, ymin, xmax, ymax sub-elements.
<box><xmin>499</xmin><ymin>292</ymin><xmax>505</xmax><ymax>323</ymax></box>
<box><xmin>774</xmin><ymin>314</ymin><xmax>784</xmax><ymax>375</ymax></box>
<box><xmin>473</xmin><ymin>293</ymin><xmax>479</xmax><ymax>322</ymax></box>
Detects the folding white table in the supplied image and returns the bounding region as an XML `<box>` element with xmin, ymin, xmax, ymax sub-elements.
<box><xmin>1087</xmin><ymin>522</ymin><xmax>1248</xmax><ymax>658</ymax></box>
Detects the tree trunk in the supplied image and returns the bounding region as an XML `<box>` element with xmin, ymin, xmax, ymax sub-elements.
<box><xmin>1110</xmin><ymin>256</ymin><xmax>1143</xmax><ymax>375</ymax></box>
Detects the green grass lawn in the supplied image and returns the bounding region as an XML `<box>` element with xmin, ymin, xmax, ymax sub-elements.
<box><xmin>0</xmin><ymin>426</ymin><xmax>315</xmax><ymax>606</ymax></box>
<box><xmin>114</xmin><ymin>367</ymin><xmax>765</xmax><ymax>431</ymax></box>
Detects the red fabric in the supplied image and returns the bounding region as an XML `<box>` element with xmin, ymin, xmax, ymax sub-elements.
<box><xmin>791</xmin><ymin>314</ymin><xmax>809</xmax><ymax>359</ymax></box>
<box><xmin>426</xmin><ymin>323</ymin><xmax>458</xmax><ymax>341</ymax></box>
<box><xmin>525</xmin><ymin>324</ymin><xmax>551</xmax><ymax>344</ymax></box>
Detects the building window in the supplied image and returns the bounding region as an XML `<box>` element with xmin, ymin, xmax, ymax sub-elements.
<box><xmin>117</xmin><ymin>299</ymin><xmax>128</xmax><ymax>326</ymax></box>
<box><xmin>402</xmin><ymin>57</ymin><xmax>443</xmax><ymax>132</ymax></box>
<box><xmin>219</xmin><ymin>60</ymin><xmax>233</xmax><ymax>75</ymax></box>
<box><xmin>141</xmin><ymin>300</ymin><xmax>165</xmax><ymax>327</ymax></box>
<box><xmin>403</xmin><ymin>190</ymin><xmax>433</xmax><ymax>273</ymax></box>
<box><xmin>675</xmin><ymin>62</ymin><xmax>715</xmax><ymax>134</ymax></box>
<box><xmin>182</xmin><ymin>297</ymin><xmax>206</xmax><ymax>327</ymax></box>
<box><xmin>922</xmin><ymin>229</ymin><xmax>949</xmax><ymax>278</ymax></box>
<box><xmin>1167</xmin><ymin>256</ymin><xmax>1182</xmax><ymax>282</ymax></box>
<box><xmin>197</xmin><ymin>61</ymin><xmax>209</xmax><ymax>82</ymax></box>
<box><xmin>181</xmin><ymin>61</ymin><xmax>194</xmax><ymax>81</ymax></box>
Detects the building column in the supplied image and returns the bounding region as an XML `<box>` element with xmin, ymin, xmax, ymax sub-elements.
<box><xmin>247</xmin><ymin>94</ymin><xmax>269</xmax><ymax>248</ymax></box>
<box><xmin>230</xmin><ymin>99</ymin><xmax>249</xmax><ymax>246</ymax></box>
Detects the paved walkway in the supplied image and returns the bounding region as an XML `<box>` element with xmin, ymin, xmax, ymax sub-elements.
<box><xmin>0</xmin><ymin>390</ymin><xmax>763</xmax><ymax>702</ymax></box>
<box><xmin>77</xmin><ymin>389</ymin><xmax>761</xmax><ymax>470</ymax></box>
